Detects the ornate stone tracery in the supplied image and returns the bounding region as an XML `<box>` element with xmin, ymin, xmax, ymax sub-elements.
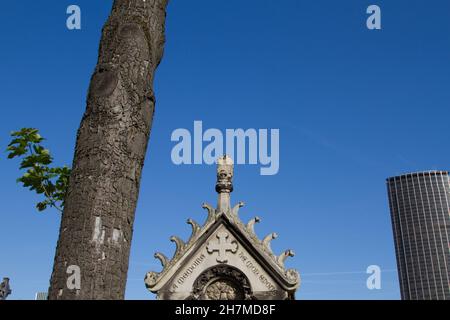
<box><xmin>188</xmin><ymin>265</ymin><xmax>253</xmax><ymax>300</ymax></box>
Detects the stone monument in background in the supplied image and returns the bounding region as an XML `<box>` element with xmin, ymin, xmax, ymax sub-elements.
<box><xmin>0</xmin><ymin>278</ymin><xmax>12</xmax><ymax>300</ymax></box>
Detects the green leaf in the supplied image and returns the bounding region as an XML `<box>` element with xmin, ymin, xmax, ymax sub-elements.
<box><xmin>36</xmin><ymin>201</ymin><xmax>48</xmax><ymax>211</ymax></box>
<box><xmin>7</xmin><ymin>128</ymin><xmax>71</xmax><ymax>213</ymax></box>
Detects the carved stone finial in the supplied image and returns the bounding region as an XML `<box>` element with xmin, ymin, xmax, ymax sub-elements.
<box><xmin>216</xmin><ymin>156</ymin><xmax>234</xmax><ymax>213</ymax></box>
<box><xmin>187</xmin><ymin>218</ymin><xmax>201</xmax><ymax>241</ymax></box>
<box><xmin>216</xmin><ymin>155</ymin><xmax>234</xmax><ymax>194</ymax></box>
<box><xmin>170</xmin><ymin>236</ymin><xmax>185</xmax><ymax>259</ymax></box>
<box><xmin>246</xmin><ymin>217</ymin><xmax>261</xmax><ymax>234</ymax></box>
<box><xmin>202</xmin><ymin>203</ymin><xmax>216</xmax><ymax>224</ymax></box>
<box><xmin>262</xmin><ymin>233</ymin><xmax>278</xmax><ymax>253</ymax></box>
<box><xmin>277</xmin><ymin>250</ymin><xmax>295</xmax><ymax>268</ymax></box>
<box><xmin>154</xmin><ymin>252</ymin><xmax>170</xmax><ymax>269</ymax></box>
<box><xmin>232</xmin><ymin>201</ymin><xmax>245</xmax><ymax>216</ymax></box>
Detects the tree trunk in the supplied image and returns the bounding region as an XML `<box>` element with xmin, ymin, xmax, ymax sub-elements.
<box><xmin>48</xmin><ymin>0</ymin><xmax>169</xmax><ymax>300</ymax></box>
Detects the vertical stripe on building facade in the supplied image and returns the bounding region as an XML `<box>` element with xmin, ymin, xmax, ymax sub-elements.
<box><xmin>387</xmin><ymin>171</ymin><xmax>450</xmax><ymax>300</ymax></box>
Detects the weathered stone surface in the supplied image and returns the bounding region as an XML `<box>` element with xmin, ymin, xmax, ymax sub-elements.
<box><xmin>145</xmin><ymin>156</ymin><xmax>300</xmax><ymax>300</ymax></box>
<box><xmin>0</xmin><ymin>278</ymin><xmax>12</xmax><ymax>300</ymax></box>
<box><xmin>48</xmin><ymin>0</ymin><xmax>169</xmax><ymax>300</ymax></box>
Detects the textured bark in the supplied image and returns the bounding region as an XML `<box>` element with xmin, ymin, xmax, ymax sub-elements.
<box><xmin>48</xmin><ymin>0</ymin><xmax>168</xmax><ymax>300</ymax></box>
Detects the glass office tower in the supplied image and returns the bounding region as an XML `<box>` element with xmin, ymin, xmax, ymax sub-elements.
<box><xmin>387</xmin><ymin>171</ymin><xmax>450</xmax><ymax>300</ymax></box>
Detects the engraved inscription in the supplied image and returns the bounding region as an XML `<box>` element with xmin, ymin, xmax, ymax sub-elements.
<box><xmin>238</xmin><ymin>251</ymin><xmax>277</xmax><ymax>292</ymax></box>
<box><xmin>172</xmin><ymin>253</ymin><xmax>206</xmax><ymax>290</ymax></box>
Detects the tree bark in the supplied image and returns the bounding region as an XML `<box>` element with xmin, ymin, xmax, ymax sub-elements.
<box><xmin>48</xmin><ymin>0</ymin><xmax>169</xmax><ymax>300</ymax></box>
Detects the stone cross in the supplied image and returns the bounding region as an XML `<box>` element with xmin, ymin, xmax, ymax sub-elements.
<box><xmin>0</xmin><ymin>278</ymin><xmax>11</xmax><ymax>300</ymax></box>
<box><xmin>207</xmin><ymin>232</ymin><xmax>238</xmax><ymax>263</ymax></box>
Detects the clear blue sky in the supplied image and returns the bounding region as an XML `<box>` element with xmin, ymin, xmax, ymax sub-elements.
<box><xmin>1</xmin><ymin>0</ymin><xmax>450</xmax><ymax>300</ymax></box>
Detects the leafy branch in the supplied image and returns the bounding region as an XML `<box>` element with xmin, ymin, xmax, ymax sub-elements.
<box><xmin>6</xmin><ymin>128</ymin><xmax>71</xmax><ymax>213</ymax></box>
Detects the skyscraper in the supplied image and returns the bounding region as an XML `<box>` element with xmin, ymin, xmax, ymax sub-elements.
<box><xmin>387</xmin><ymin>171</ymin><xmax>450</xmax><ymax>300</ymax></box>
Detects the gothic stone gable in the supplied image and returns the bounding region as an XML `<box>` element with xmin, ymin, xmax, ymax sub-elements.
<box><xmin>145</xmin><ymin>156</ymin><xmax>300</xmax><ymax>300</ymax></box>
<box><xmin>145</xmin><ymin>211</ymin><xmax>300</xmax><ymax>300</ymax></box>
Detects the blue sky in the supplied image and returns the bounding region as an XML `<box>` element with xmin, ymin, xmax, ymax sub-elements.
<box><xmin>1</xmin><ymin>0</ymin><xmax>450</xmax><ymax>300</ymax></box>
